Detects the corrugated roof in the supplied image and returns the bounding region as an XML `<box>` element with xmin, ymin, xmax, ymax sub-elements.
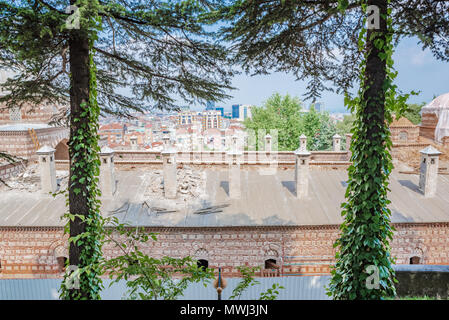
<box><xmin>1</xmin><ymin>169</ymin><xmax>449</xmax><ymax>227</ymax></box>
<box><xmin>0</xmin><ymin>276</ymin><xmax>331</xmax><ymax>300</ymax></box>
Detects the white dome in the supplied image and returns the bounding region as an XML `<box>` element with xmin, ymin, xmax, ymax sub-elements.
<box><xmin>422</xmin><ymin>92</ymin><xmax>449</xmax><ymax>143</ymax></box>
<box><xmin>422</xmin><ymin>92</ymin><xmax>449</xmax><ymax>113</ymax></box>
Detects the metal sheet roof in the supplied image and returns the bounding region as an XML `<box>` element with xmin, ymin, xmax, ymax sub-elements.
<box><xmin>0</xmin><ymin>276</ymin><xmax>331</xmax><ymax>300</ymax></box>
<box><xmin>1</xmin><ymin>169</ymin><xmax>449</xmax><ymax>227</ymax></box>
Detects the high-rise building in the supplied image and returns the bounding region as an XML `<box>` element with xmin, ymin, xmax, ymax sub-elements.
<box><xmin>232</xmin><ymin>104</ymin><xmax>252</xmax><ymax>121</ymax></box>
<box><xmin>215</xmin><ymin>107</ymin><xmax>224</xmax><ymax>117</ymax></box>
<box><xmin>201</xmin><ymin>110</ymin><xmax>222</xmax><ymax>130</ymax></box>
<box><xmin>177</xmin><ymin>111</ymin><xmax>198</xmax><ymax>125</ymax></box>
<box><xmin>206</xmin><ymin>100</ymin><xmax>215</xmax><ymax>110</ymax></box>
<box><xmin>232</xmin><ymin>104</ymin><xmax>240</xmax><ymax>119</ymax></box>
<box><xmin>311</xmin><ymin>102</ymin><xmax>324</xmax><ymax>113</ymax></box>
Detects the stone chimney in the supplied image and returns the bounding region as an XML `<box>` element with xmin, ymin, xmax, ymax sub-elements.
<box><xmin>99</xmin><ymin>146</ymin><xmax>116</xmax><ymax>197</ymax></box>
<box><xmin>130</xmin><ymin>136</ymin><xmax>138</xmax><ymax>150</ymax></box>
<box><xmin>419</xmin><ymin>146</ymin><xmax>441</xmax><ymax>197</ymax></box>
<box><xmin>197</xmin><ymin>136</ymin><xmax>203</xmax><ymax>152</ymax></box>
<box><xmin>37</xmin><ymin>146</ymin><xmax>57</xmax><ymax>194</ymax></box>
<box><xmin>333</xmin><ymin>134</ymin><xmax>342</xmax><ymax>151</ymax></box>
<box><xmin>299</xmin><ymin>134</ymin><xmax>307</xmax><ymax>152</ymax></box>
<box><xmin>162</xmin><ymin>132</ymin><xmax>170</xmax><ymax>147</ymax></box>
<box><xmin>231</xmin><ymin>135</ymin><xmax>240</xmax><ymax>152</ymax></box>
<box><xmin>161</xmin><ymin>146</ymin><xmax>177</xmax><ymax>199</ymax></box>
<box><xmin>294</xmin><ymin>143</ymin><xmax>311</xmax><ymax>199</ymax></box>
<box><xmin>227</xmin><ymin>148</ymin><xmax>242</xmax><ymax>199</ymax></box>
<box><xmin>265</xmin><ymin>134</ymin><xmax>272</xmax><ymax>152</ymax></box>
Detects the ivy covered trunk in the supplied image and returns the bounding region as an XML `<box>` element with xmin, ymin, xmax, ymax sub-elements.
<box><xmin>62</xmin><ymin>1</ymin><xmax>103</xmax><ymax>300</ymax></box>
<box><xmin>329</xmin><ymin>0</ymin><xmax>397</xmax><ymax>299</ymax></box>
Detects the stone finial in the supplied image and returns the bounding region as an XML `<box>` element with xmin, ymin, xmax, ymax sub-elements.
<box><xmin>419</xmin><ymin>146</ymin><xmax>441</xmax><ymax>197</ymax></box>
<box><xmin>37</xmin><ymin>146</ymin><xmax>57</xmax><ymax>194</ymax></box>
<box><xmin>161</xmin><ymin>146</ymin><xmax>177</xmax><ymax>199</ymax></box>
<box><xmin>332</xmin><ymin>134</ymin><xmax>342</xmax><ymax>151</ymax></box>
<box><xmin>162</xmin><ymin>132</ymin><xmax>170</xmax><ymax>146</ymax></box>
<box><xmin>197</xmin><ymin>136</ymin><xmax>204</xmax><ymax>152</ymax></box>
<box><xmin>294</xmin><ymin>147</ymin><xmax>311</xmax><ymax>199</ymax></box>
<box><xmin>231</xmin><ymin>135</ymin><xmax>239</xmax><ymax>151</ymax></box>
<box><xmin>299</xmin><ymin>134</ymin><xmax>307</xmax><ymax>152</ymax></box>
<box><xmin>99</xmin><ymin>146</ymin><xmax>115</xmax><ymax>197</ymax></box>
<box><xmin>221</xmin><ymin>136</ymin><xmax>227</xmax><ymax>150</ymax></box>
<box><xmin>130</xmin><ymin>136</ymin><xmax>138</xmax><ymax>150</ymax></box>
<box><xmin>265</xmin><ymin>134</ymin><xmax>272</xmax><ymax>152</ymax></box>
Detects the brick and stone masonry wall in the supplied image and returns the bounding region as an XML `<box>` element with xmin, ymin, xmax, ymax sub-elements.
<box><xmin>0</xmin><ymin>161</ymin><xmax>27</xmax><ymax>180</ymax></box>
<box><xmin>0</xmin><ymin>223</ymin><xmax>448</xmax><ymax>279</ymax></box>
<box><xmin>0</xmin><ymin>127</ymin><xmax>68</xmax><ymax>159</ymax></box>
<box><xmin>0</xmin><ymin>103</ymin><xmax>62</xmax><ymax>125</ymax></box>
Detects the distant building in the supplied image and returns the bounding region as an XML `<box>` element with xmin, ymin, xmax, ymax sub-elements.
<box><xmin>311</xmin><ymin>102</ymin><xmax>324</xmax><ymax>113</ymax></box>
<box><xmin>231</xmin><ymin>104</ymin><xmax>252</xmax><ymax>121</ymax></box>
<box><xmin>177</xmin><ymin>111</ymin><xmax>198</xmax><ymax>125</ymax></box>
<box><xmin>215</xmin><ymin>107</ymin><xmax>224</xmax><ymax>117</ymax></box>
<box><xmin>206</xmin><ymin>100</ymin><xmax>215</xmax><ymax>110</ymax></box>
<box><xmin>232</xmin><ymin>104</ymin><xmax>240</xmax><ymax>119</ymax></box>
<box><xmin>201</xmin><ymin>110</ymin><xmax>222</xmax><ymax>130</ymax></box>
<box><xmin>99</xmin><ymin>123</ymin><xmax>125</xmax><ymax>145</ymax></box>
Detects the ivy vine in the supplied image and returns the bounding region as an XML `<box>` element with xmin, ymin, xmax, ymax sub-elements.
<box><xmin>328</xmin><ymin>0</ymin><xmax>413</xmax><ymax>300</ymax></box>
<box><xmin>59</xmin><ymin>0</ymin><xmax>104</xmax><ymax>300</ymax></box>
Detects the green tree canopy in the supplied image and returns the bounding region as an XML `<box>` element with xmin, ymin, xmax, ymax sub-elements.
<box><xmin>244</xmin><ymin>93</ymin><xmax>338</xmax><ymax>151</ymax></box>
<box><xmin>401</xmin><ymin>103</ymin><xmax>425</xmax><ymax>125</ymax></box>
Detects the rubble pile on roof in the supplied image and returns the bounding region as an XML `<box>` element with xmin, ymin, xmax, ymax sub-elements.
<box><xmin>0</xmin><ymin>164</ymin><xmax>69</xmax><ymax>192</ymax></box>
<box><xmin>143</xmin><ymin>166</ymin><xmax>207</xmax><ymax>202</ymax></box>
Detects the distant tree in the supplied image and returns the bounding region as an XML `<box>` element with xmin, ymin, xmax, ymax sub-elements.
<box><xmin>244</xmin><ymin>93</ymin><xmax>337</xmax><ymax>151</ymax></box>
<box><xmin>401</xmin><ymin>103</ymin><xmax>425</xmax><ymax>125</ymax></box>
<box><xmin>302</xmin><ymin>108</ymin><xmax>337</xmax><ymax>151</ymax></box>
<box><xmin>244</xmin><ymin>93</ymin><xmax>303</xmax><ymax>151</ymax></box>
<box><xmin>336</xmin><ymin>114</ymin><xmax>356</xmax><ymax>137</ymax></box>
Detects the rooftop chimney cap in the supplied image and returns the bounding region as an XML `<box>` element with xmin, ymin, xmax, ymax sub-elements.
<box><xmin>299</xmin><ymin>134</ymin><xmax>307</xmax><ymax>139</ymax></box>
<box><xmin>333</xmin><ymin>134</ymin><xmax>342</xmax><ymax>139</ymax></box>
<box><xmin>420</xmin><ymin>145</ymin><xmax>442</xmax><ymax>156</ymax></box>
<box><xmin>294</xmin><ymin>148</ymin><xmax>311</xmax><ymax>156</ymax></box>
<box><xmin>265</xmin><ymin>134</ymin><xmax>272</xmax><ymax>139</ymax></box>
<box><xmin>161</xmin><ymin>146</ymin><xmax>177</xmax><ymax>155</ymax></box>
<box><xmin>36</xmin><ymin>145</ymin><xmax>55</xmax><ymax>154</ymax></box>
<box><xmin>227</xmin><ymin>149</ymin><xmax>243</xmax><ymax>156</ymax></box>
<box><xmin>100</xmin><ymin>146</ymin><xmax>114</xmax><ymax>155</ymax></box>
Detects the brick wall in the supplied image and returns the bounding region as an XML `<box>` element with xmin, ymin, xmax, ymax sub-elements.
<box><xmin>0</xmin><ymin>103</ymin><xmax>63</xmax><ymax>125</ymax></box>
<box><xmin>420</xmin><ymin>113</ymin><xmax>439</xmax><ymax>140</ymax></box>
<box><xmin>0</xmin><ymin>223</ymin><xmax>448</xmax><ymax>279</ymax></box>
<box><xmin>0</xmin><ymin>127</ymin><xmax>68</xmax><ymax>159</ymax></box>
<box><xmin>391</xmin><ymin>126</ymin><xmax>419</xmax><ymax>144</ymax></box>
<box><xmin>0</xmin><ymin>160</ymin><xmax>27</xmax><ymax>180</ymax></box>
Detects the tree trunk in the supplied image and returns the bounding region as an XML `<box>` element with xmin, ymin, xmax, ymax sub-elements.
<box><xmin>67</xmin><ymin>21</ymin><xmax>91</xmax><ymax>299</ymax></box>
<box><xmin>364</xmin><ymin>0</ymin><xmax>387</xmax><ymax>125</ymax></box>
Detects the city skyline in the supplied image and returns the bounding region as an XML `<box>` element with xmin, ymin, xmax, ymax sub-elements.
<box><xmin>186</xmin><ymin>37</ymin><xmax>449</xmax><ymax>113</ymax></box>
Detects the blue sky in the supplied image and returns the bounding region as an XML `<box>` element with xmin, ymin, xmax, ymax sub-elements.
<box><xmin>213</xmin><ymin>37</ymin><xmax>449</xmax><ymax>113</ymax></box>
